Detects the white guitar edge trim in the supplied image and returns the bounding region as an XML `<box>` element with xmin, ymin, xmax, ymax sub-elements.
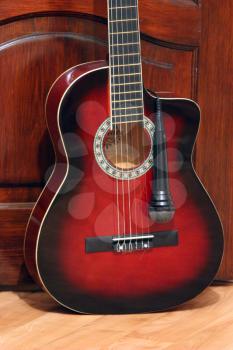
<box><xmin>24</xmin><ymin>62</ymin><xmax>224</xmax><ymax>314</ymax></box>
<box><xmin>23</xmin><ymin>60</ymin><xmax>106</xmax><ymax>256</ymax></box>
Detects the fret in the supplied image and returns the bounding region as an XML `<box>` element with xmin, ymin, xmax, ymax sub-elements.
<box><xmin>111</xmin><ymin>72</ymin><xmax>141</xmax><ymax>77</ymax></box>
<box><xmin>113</xmin><ymin>90</ymin><xmax>142</xmax><ymax>94</ymax></box>
<box><xmin>110</xmin><ymin>52</ymin><xmax>139</xmax><ymax>57</ymax></box>
<box><xmin>111</xmin><ymin>89</ymin><xmax>142</xmax><ymax>96</ymax></box>
<box><xmin>113</xmin><ymin>115</ymin><xmax>144</xmax><ymax>121</ymax></box>
<box><xmin>111</xmin><ymin>75</ymin><xmax>141</xmax><ymax>85</ymax></box>
<box><xmin>110</xmin><ymin>55</ymin><xmax>140</xmax><ymax>66</ymax></box>
<box><xmin>112</xmin><ymin>83</ymin><xmax>142</xmax><ymax>89</ymax></box>
<box><xmin>112</xmin><ymin>90</ymin><xmax>143</xmax><ymax>102</ymax></box>
<box><xmin>112</xmin><ymin>99</ymin><xmax>143</xmax><ymax>108</ymax></box>
<box><xmin>113</xmin><ymin>96</ymin><xmax>142</xmax><ymax>100</ymax></box>
<box><xmin>113</xmin><ymin>108</ymin><xmax>144</xmax><ymax>117</ymax></box>
<box><xmin>111</xmin><ymin>72</ymin><xmax>141</xmax><ymax>78</ymax></box>
<box><xmin>110</xmin><ymin>20</ymin><xmax>138</xmax><ymax>33</ymax></box>
<box><xmin>110</xmin><ymin>42</ymin><xmax>139</xmax><ymax>47</ymax></box>
<box><xmin>112</xmin><ymin>118</ymin><xmax>143</xmax><ymax>124</ymax></box>
<box><xmin>113</xmin><ymin>112</ymin><xmax>143</xmax><ymax>118</ymax></box>
<box><xmin>109</xmin><ymin>0</ymin><xmax>138</xmax><ymax>8</ymax></box>
<box><xmin>111</xmin><ymin>91</ymin><xmax>143</xmax><ymax>99</ymax></box>
<box><xmin>109</xmin><ymin>6</ymin><xmax>137</xmax><ymax>10</ymax></box>
<box><xmin>112</xmin><ymin>121</ymin><xmax>143</xmax><ymax>125</ymax></box>
<box><xmin>111</xmin><ymin>70</ymin><xmax>142</xmax><ymax>80</ymax></box>
<box><xmin>110</xmin><ymin>30</ymin><xmax>138</xmax><ymax>35</ymax></box>
<box><xmin>109</xmin><ymin>33</ymin><xmax>140</xmax><ymax>46</ymax></box>
<box><xmin>111</xmin><ymin>89</ymin><xmax>143</xmax><ymax>95</ymax></box>
<box><xmin>112</xmin><ymin>98</ymin><xmax>142</xmax><ymax>103</ymax></box>
<box><xmin>113</xmin><ymin>102</ymin><xmax>143</xmax><ymax>110</ymax></box>
<box><xmin>113</xmin><ymin>105</ymin><xmax>143</xmax><ymax>110</ymax></box>
<box><xmin>113</xmin><ymin>105</ymin><xmax>143</xmax><ymax>111</ymax></box>
<box><xmin>110</xmin><ymin>65</ymin><xmax>141</xmax><ymax>76</ymax></box>
<box><xmin>110</xmin><ymin>33</ymin><xmax>139</xmax><ymax>45</ymax></box>
<box><xmin>110</xmin><ymin>57</ymin><xmax>140</xmax><ymax>68</ymax></box>
<box><xmin>110</xmin><ymin>64</ymin><xmax>141</xmax><ymax>75</ymax></box>
<box><xmin>112</xmin><ymin>108</ymin><xmax>143</xmax><ymax>118</ymax></box>
<box><xmin>109</xmin><ymin>19</ymin><xmax>137</xmax><ymax>23</ymax></box>
<box><xmin>113</xmin><ymin>104</ymin><xmax>143</xmax><ymax>116</ymax></box>
<box><xmin>111</xmin><ymin>63</ymin><xmax>140</xmax><ymax>67</ymax></box>
<box><xmin>110</xmin><ymin>44</ymin><xmax>140</xmax><ymax>56</ymax></box>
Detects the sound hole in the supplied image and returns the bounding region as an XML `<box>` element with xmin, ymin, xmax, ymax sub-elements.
<box><xmin>103</xmin><ymin>123</ymin><xmax>151</xmax><ymax>170</ymax></box>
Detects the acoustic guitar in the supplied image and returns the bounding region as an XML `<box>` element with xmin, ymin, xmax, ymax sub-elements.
<box><xmin>24</xmin><ymin>0</ymin><xmax>223</xmax><ymax>313</ymax></box>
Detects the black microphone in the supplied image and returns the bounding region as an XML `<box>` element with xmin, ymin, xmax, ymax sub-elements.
<box><xmin>149</xmin><ymin>98</ymin><xmax>175</xmax><ymax>223</ymax></box>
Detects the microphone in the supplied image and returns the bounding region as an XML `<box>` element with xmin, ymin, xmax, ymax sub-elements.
<box><xmin>149</xmin><ymin>98</ymin><xmax>175</xmax><ymax>223</ymax></box>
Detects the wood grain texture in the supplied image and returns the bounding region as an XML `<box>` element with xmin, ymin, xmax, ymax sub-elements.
<box><xmin>196</xmin><ymin>0</ymin><xmax>233</xmax><ymax>279</ymax></box>
<box><xmin>0</xmin><ymin>0</ymin><xmax>200</xmax><ymax>45</ymax></box>
<box><xmin>0</xmin><ymin>284</ymin><xmax>233</xmax><ymax>349</ymax></box>
<box><xmin>142</xmin><ymin>41</ymin><xmax>198</xmax><ymax>99</ymax></box>
<box><xmin>0</xmin><ymin>208</ymin><xmax>33</xmax><ymax>286</ymax></box>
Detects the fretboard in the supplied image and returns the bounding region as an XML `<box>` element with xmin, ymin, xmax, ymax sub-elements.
<box><xmin>107</xmin><ymin>0</ymin><xmax>144</xmax><ymax>125</ymax></box>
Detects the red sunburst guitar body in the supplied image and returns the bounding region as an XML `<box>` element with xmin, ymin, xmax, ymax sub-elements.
<box><xmin>24</xmin><ymin>60</ymin><xmax>223</xmax><ymax>313</ymax></box>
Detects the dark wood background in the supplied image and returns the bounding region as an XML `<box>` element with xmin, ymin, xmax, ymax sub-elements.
<box><xmin>0</xmin><ymin>0</ymin><xmax>232</xmax><ymax>287</ymax></box>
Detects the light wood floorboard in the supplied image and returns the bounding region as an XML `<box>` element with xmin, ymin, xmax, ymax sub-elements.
<box><xmin>0</xmin><ymin>283</ymin><xmax>233</xmax><ymax>350</ymax></box>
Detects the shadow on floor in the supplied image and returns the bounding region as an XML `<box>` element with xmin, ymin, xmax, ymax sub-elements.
<box><xmin>12</xmin><ymin>282</ymin><xmax>229</xmax><ymax>315</ymax></box>
<box><xmin>170</xmin><ymin>286</ymin><xmax>220</xmax><ymax>312</ymax></box>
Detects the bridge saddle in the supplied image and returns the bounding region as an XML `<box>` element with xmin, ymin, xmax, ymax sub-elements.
<box><xmin>113</xmin><ymin>234</ymin><xmax>154</xmax><ymax>253</ymax></box>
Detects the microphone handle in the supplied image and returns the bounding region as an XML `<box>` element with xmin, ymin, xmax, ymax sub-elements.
<box><xmin>149</xmin><ymin>98</ymin><xmax>175</xmax><ymax>222</ymax></box>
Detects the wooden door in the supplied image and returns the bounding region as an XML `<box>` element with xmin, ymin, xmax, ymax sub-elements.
<box><xmin>0</xmin><ymin>0</ymin><xmax>232</xmax><ymax>287</ymax></box>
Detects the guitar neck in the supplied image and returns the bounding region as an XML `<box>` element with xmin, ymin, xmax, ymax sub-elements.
<box><xmin>107</xmin><ymin>0</ymin><xmax>144</xmax><ymax>126</ymax></box>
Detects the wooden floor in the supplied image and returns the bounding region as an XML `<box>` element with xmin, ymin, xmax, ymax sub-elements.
<box><xmin>0</xmin><ymin>283</ymin><xmax>233</xmax><ymax>349</ymax></box>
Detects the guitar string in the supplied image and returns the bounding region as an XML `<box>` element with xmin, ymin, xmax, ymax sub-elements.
<box><xmin>128</xmin><ymin>0</ymin><xmax>139</xmax><ymax>248</ymax></box>
<box><xmin>133</xmin><ymin>0</ymin><xmax>145</xmax><ymax>243</ymax></box>
<box><xmin>111</xmin><ymin>0</ymin><xmax>125</xmax><ymax>248</ymax></box>
<box><xmin>136</xmin><ymin>0</ymin><xmax>151</xmax><ymax>247</ymax></box>
<box><xmin>115</xmin><ymin>0</ymin><xmax>123</xmax><ymax>248</ymax></box>
<box><xmin>109</xmin><ymin>0</ymin><xmax>121</xmax><ymax>248</ymax></box>
<box><xmin>119</xmin><ymin>0</ymin><xmax>127</xmax><ymax>249</ymax></box>
<box><xmin>128</xmin><ymin>0</ymin><xmax>139</xmax><ymax>250</ymax></box>
<box><xmin>124</xmin><ymin>0</ymin><xmax>133</xmax><ymax>250</ymax></box>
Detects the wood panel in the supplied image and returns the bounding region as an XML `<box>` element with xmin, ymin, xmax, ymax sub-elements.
<box><xmin>196</xmin><ymin>0</ymin><xmax>233</xmax><ymax>279</ymax></box>
<box><xmin>0</xmin><ymin>207</ymin><xmax>33</xmax><ymax>286</ymax></box>
<box><xmin>142</xmin><ymin>41</ymin><xmax>198</xmax><ymax>99</ymax></box>
<box><xmin>0</xmin><ymin>0</ymin><xmax>200</xmax><ymax>45</ymax></box>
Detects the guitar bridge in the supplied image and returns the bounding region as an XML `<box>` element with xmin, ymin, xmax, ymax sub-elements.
<box><xmin>85</xmin><ymin>230</ymin><xmax>178</xmax><ymax>253</ymax></box>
